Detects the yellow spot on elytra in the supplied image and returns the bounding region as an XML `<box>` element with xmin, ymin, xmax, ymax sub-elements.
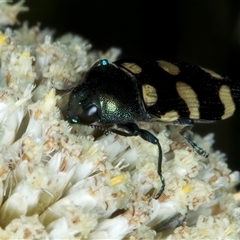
<box><xmin>176</xmin><ymin>81</ymin><xmax>200</xmax><ymax>119</ymax></box>
<box><xmin>110</xmin><ymin>174</ymin><xmax>125</xmax><ymax>186</ymax></box>
<box><xmin>219</xmin><ymin>85</ymin><xmax>235</xmax><ymax>119</ymax></box>
<box><xmin>121</xmin><ymin>62</ymin><xmax>142</xmax><ymax>74</ymax></box>
<box><xmin>160</xmin><ymin>110</ymin><xmax>179</xmax><ymax>122</ymax></box>
<box><xmin>182</xmin><ymin>185</ymin><xmax>191</xmax><ymax>193</ymax></box>
<box><xmin>142</xmin><ymin>84</ymin><xmax>158</xmax><ymax>106</ymax></box>
<box><xmin>200</xmin><ymin>67</ymin><xmax>223</xmax><ymax>80</ymax></box>
<box><xmin>157</xmin><ymin>60</ymin><xmax>180</xmax><ymax>75</ymax></box>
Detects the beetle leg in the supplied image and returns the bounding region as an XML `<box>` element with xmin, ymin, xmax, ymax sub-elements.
<box><xmin>177</xmin><ymin>119</ymin><xmax>209</xmax><ymax>158</ymax></box>
<box><xmin>109</xmin><ymin>123</ymin><xmax>165</xmax><ymax>199</ymax></box>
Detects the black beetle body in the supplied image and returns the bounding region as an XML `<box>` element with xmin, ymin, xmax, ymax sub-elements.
<box><xmin>67</xmin><ymin>60</ymin><xmax>150</xmax><ymax>125</ymax></box>
<box><xmin>67</xmin><ymin>59</ymin><xmax>240</xmax><ymax>199</ymax></box>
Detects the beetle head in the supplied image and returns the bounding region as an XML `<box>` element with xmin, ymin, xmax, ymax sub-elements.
<box><xmin>67</xmin><ymin>59</ymin><xmax>149</xmax><ymax>126</ymax></box>
<box><xmin>67</xmin><ymin>82</ymin><xmax>100</xmax><ymax>124</ymax></box>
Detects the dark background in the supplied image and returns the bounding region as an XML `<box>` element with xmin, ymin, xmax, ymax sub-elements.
<box><xmin>18</xmin><ymin>0</ymin><xmax>240</xmax><ymax>178</ymax></box>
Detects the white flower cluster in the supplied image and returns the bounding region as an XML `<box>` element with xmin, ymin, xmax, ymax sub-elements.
<box><xmin>0</xmin><ymin>1</ymin><xmax>239</xmax><ymax>239</ymax></box>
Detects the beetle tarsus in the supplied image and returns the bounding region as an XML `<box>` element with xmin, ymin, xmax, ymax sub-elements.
<box><xmin>154</xmin><ymin>174</ymin><xmax>165</xmax><ymax>199</ymax></box>
<box><xmin>181</xmin><ymin>133</ymin><xmax>209</xmax><ymax>157</ymax></box>
<box><xmin>180</xmin><ymin>122</ymin><xmax>209</xmax><ymax>158</ymax></box>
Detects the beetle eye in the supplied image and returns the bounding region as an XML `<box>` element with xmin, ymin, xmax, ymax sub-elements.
<box><xmin>68</xmin><ymin>105</ymin><xmax>99</xmax><ymax>124</ymax></box>
<box><xmin>78</xmin><ymin>105</ymin><xmax>99</xmax><ymax>124</ymax></box>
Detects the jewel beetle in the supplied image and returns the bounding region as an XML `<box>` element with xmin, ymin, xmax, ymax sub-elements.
<box><xmin>67</xmin><ymin>58</ymin><xmax>240</xmax><ymax>199</ymax></box>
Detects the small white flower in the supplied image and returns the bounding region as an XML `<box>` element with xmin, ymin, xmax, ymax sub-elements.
<box><xmin>0</xmin><ymin>215</ymin><xmax>48</xmax><ymax>239</ymax></box>
<box><xmin>46</xmin><ymin>204</ymin><xmax>98</xmax><ymax>239</ymax></box>
<box><xmin>0</xmin><ymin>0</ymin><xmax>28</xmax><ymax>26</ymax></box>
<box><xmin>0</xmin><ymin>84</ymin><xmax>34</xmax><ymax>150</ymax></box>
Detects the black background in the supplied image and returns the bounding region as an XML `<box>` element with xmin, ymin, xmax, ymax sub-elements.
<box><xmin>18</xmin><ymin>0</ymin><xmax>240</xmax><ymax>179</ymax></box>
